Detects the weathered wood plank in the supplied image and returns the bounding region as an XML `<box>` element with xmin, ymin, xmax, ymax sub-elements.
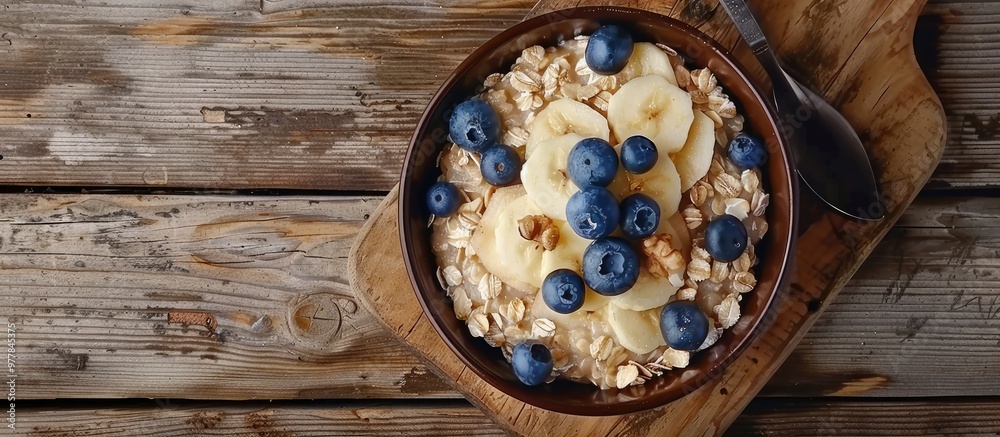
<box><xmin>3</xmin><ymin>194</ymin><xmax>1000</xmax><ymax>400</ymax></box>
<box><xmin>11</xmin><ymin>398</ymin><xmax>1000</xmax><ymax>436</ymax></box>
<box><xmin>0</xmin><ymin>194</ymin><xmax>455</xmax><ymax>400</ymax></box>
<box><xmin>0</xmin><ymin>0</ymin><xmax>535</xmax><ymax>190</ymax></box>
<box><xmin>16</xmin><ymin>401</ymin><xmax>505</xmax><ymax>436</ymax></box>
<box><xmin>0</xmin><ymin>0</ymin><xmax>994</xmax><ymax>190</ymax></box>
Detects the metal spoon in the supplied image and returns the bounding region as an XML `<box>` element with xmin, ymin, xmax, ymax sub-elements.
<box><xmin>719</xmin><ymin>0</ymin><xmax>884</xmax><ymax>220</ymax></box>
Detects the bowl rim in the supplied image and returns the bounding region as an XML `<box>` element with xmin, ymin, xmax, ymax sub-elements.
<box><xmin>399</xmin><ymin>6</ymin><xmax>796</xmax><ymax>416</ymax></box>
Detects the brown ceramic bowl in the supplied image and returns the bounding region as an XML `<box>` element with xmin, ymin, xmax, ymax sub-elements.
<box><xmin>400</xmin><ymin>7</ymin><xmax>795</xmax><ymax>416</ymax></box>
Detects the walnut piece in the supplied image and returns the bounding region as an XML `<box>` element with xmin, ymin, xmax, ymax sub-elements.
<box><xmin>517</xmin><ymin>215</ymin><xmax>560</xmax><ymax>250</ymax></box>
<box><xmin>642</xmin><ymin>234</ymin><xmax>686</xmax><ymax>279</ymax></box>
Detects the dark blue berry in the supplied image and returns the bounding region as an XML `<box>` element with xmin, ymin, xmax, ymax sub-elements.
<box><xmin>659</xmin><ymin>301</ymin><xmax>710</xmax><ymax>351</ymax></box>
<box><xmin>565</xmin><ymin>186</ymin><xmax>619</xmax><ymax>239</ymax></box>
<box><xmin>705</xmin><ymin>214</ymin><xmax>748</xmax><ymax>262</ymax></box>
<box><xmin>568</xmin><ymin>137</ymin><xmax>619</xmax><ymax>187</ymax></box>
<box><xmin>727</xmin><ymin>134</ymin><xmax>768</xmax><ymax>169</ymax></box>
<box><xmin>585</xmin><ymin>25</ymin><xmax>634</xmax><ymax>75</ymax></box>
<box><xmin>620</xmin><ymin>135</ymin><xmax>658</xmax><ymax>174</ymax></box>
<box><xmin>426</xmin><ymin>182</ymin><xmax>462</xmax><ymax>217</ymax></box>
<box><xmin>480</xmin><ymin>144</ymin><xmax>521</xmax><ymax>186</ymax></box>
<box><xmin>449</xmin><ymin>99</ymin><xmax>500</xmax><ymax>153</ymax></box>
<box><xmin>542</xmin><ymin>269</ymin><xmax>586</xmax><ymax>314</ymax></box>
<box><xmin>511</xmin><ymin>340</ymin><xmax>553</xmax><ymax>386</ymax></box>
<box><xmin>619</xmin><ymin>193</ymin><xmax>660</xmax><ymax>239</ymax></box>
<box><xmin>582</xmin><ymin>237</ymin><xmax>640</xmax><ymax>296</ymax></box>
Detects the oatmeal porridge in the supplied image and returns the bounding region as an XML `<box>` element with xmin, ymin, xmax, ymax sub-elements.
<box><xmin>424</xmin><ymin>26</ymin><xmax>770</xmax><ymax>389</ymax></box>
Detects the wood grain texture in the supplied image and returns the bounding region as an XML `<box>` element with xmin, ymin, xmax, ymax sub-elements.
<box><xmin>351</xmin><ymin>0</ymin><xmax>947</xmax><ymax>435</ymax></box>
<box><xmin>0</xmin><ymin>193</ymin><xmax>457</xmax><ymax>400</ymax></box>
<box><xmin>0</xmin><ymin>0</ymin><xmax>535</xmax><ymax>190</ymax></box>
<box><xmin>16</xmin><ymin>401</ymin><xmax>505</xmax><ymax>436</ymax></box>
<box><xmin>13</xmin><ymin>398</ymin><xmax>1000</xmax><ymax>436</ymax></box>
<box><xmin>0</xmin><ymin>0</ymin><xmax>989</xmax><ymax>191</ymax></box>
<box><xmin>7</xmin><ymin>194</ymin><xmax>1000</xmax><ymax>401</ymax></box>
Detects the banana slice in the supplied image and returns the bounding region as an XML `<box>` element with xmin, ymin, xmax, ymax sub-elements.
<box><xmin>540</xmin><ymin>220</ymin><xmax>610</xmax><ymax>312</ymax></box>
<box><xmin>672</xmin><ymin>111</ymin><xmax>716</xmax><ymax>192</ymax></box>
<box><xmin>664</xmin><ymin>212</ymin><xmax>691</xmax><ymax>255</ymax></box>
<box><xmin>607</xmin><ymin>304</ymin><xmax>667</xmax><ymax>354</ymax></box>
<box><xmin>610</xmin><ymin>268</ymin><xmax>679</xmax><ymax>311</ymax></box>
<box><xmin>607</xmin><ymin>75</ymin><xmax>694</xmax><ymax>154</ymax></box>
<box><xmin>608</xmin><ymin>144</ymin><xmax>682</xmax><ymax>219</ymax></box>
<box><xmin>521</xmin><ymin>133</ymin><xmax>583</xmax><ymax>221</ymax></box>
<box><xmin>618</xmin><ymin>42</ymin><xmax>678</xmax><ymax>85</ymax></box>
<box><xmin>526</xmin><ymin>99</ymin><xmax>610</xmax><ymax>157</ymax></box>
<box><xmin>470</xmin><ymin>187</ymin><xmax>545</xmax><ymax>290</ymax></box>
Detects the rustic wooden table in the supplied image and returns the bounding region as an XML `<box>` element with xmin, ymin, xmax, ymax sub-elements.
<box><xmin>0</xmin><ymin>0</ymin><xmax>997</xmax><ymax>435</ymax></box>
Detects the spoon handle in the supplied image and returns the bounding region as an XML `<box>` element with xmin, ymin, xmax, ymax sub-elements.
<box><xmin>717</xmin><ymin>0</ymin><xmax>768</xmax><ymax>54</ymax></box>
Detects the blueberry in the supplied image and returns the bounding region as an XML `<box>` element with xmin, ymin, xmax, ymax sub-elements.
<box><xmin>659</xmin><ymin>301</ymin><xmax>710</xmax><ymax>351</ymax></box>
<box><xmin>542</xmin><ymin>269</ymin><xmax>586</xmax><ymax>314</ymax></box>
<box><xmin>480</xmin><ymin>144</ymin><xmax>521</xmax><ymax>186</ymax></box>
<box><xmin>426</xmin><ymin>181</ymin><xmax>462</xmax><ymax>217</ymax></box>
<box><xmin>568</xmin><ymin>138</ymin><xmax>619</xmax><ymax>187</ymax></box>
<box><xmin>727</xmin><ymin>134</ymin><xmax>768</xmax><ymax>169</ymax></box>
<box><xmin>585</xmin><ymin>25</ymin><xmax>634</xmax><ymax>75</ymax></box>
<box><xmin>582</xmin><ymin>237</ymin><xmax>640</xmax><ymax>296</ymax></box>
<box><xmin>449</xmin><ymin>99</ymin><xmax>501</xmax><ymax>153</ymax></box>
<box><xmin>565</xmin><ymin>186</ymin><xmax>620</xmax><ymax>239</ymax></box>
<box><xmin>705</xmin><ymin>214</ymin><xmax>748</xmax><ymax>262</ymax></box>
<box><xmin>620</xmin><ymin>135</ymin><xmax>658</xmax><ymax>174</ymax></box>
<box><xmin>619</xmin><ymin>194</ymin><xmax>660</xmax><ymax>239</ymax></box>
<box><xmin>511</xmin><ymin>340</ymin><xmax>553</xmax><ymax>386</ymax></box>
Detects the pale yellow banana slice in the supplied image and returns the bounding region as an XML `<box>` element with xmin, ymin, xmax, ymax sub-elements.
<box><xmin>618</xmin><ymin>42</ymin><xmax>678</xmax><ymax>85</ymax></box>
<box><xmin>608</xmin><ymin>143</ymin><xmax>683</xmax><ymax>219</ymax></box>
<box><xmin>672</xmin><ymin>111</ymin><xmax>716</xmax><ymax>191</ymax></box>
<box><xmin>521</xmin><ymin>133</ymin><xmax>584</xmax><ymax>221</ymax></box>
<box><xmin>607</xmin><ymin>75</ymin><xmax>694</xmax><ymax>154</ymax></box>
<box><xmin>610</xmin><ymin>268</ymin><xmax>679</xmax><ymax>311</ymax></box>
<box><xmin>470</xmin><ymin>187</ymin><xmax>545</xmax><ymax>290</ymax></box>
<box><xmin>607</xmin><ymin>304</ymin><xmax>667</xmax><ymax>354</ymax></box>
<box><xmin>525</xmin><ymin>99</ymin><xmax>610</xmax><ymax>157</ymax></box>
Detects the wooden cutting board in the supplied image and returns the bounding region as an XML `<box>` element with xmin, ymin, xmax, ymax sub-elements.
<box><xmin>349</xmin><ymin>0</ymin><xmax>945</xmax><ymax>434</ymax></box>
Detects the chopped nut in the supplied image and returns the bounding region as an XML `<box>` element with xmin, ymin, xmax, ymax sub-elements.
<box><xmin>662</xmin><ymin>348</ymin><xmax>691</xmax><ymax>369</ymax></box>
<box><xmin>752</xmin><ymin>190</ymin><xmax>770</xmax><ymax>217</ymax></box>
<box><xmin>687</xmin><ymin>259</ymin><xmax>711</xmax><ymax>282</ymax></box>
<box><xmin>713</xmin><ymin>172</ymin><xmax>742</xmax><ymax>198</ymax></box>
<box><xmin>616</xmin><ymin>364</ymin><xmax>640</xmax><ymax>389</ymax></box>
<box><xmin>443</xmin><ymin>265</ymin><xmax>463</xmax><ymax>287</ymax></box>
<box><xmin>678</xmin><ymin>287</ymin><xmax>697</xmax><ymax>301</ymax></box>
<box><xmin>710</xmin><ymin>260</ymin><xmax>729</xmax><ymax>283</ymax></box>
<box><xmin>733</xmin><ymin>271</ymin><xmax>757</xmax><ymax>293</ymax></box>
<box><xmin>531</xmin><ymin>318</ymin><xmax>556</xmax><ymax>338</ymax></box>
<box><xmin>590</xmin><ymin>335</ymin><xmax>614</xmax><ymax>361</ymax></box>
<box><xmin>714</xmin><ymin>295</ymin><xmax>741</xmax><ymax>329</ymax></box>
<box><xmin>690</xmin><ymin>181</ymin><xmax>710</xmax><ymax>207</ymax></box>
<box><xmin>518</xmin><ymin>214</ymin><xmax>560</xmax><ymax>250</ymax></box>
<box><xmin>643</xmin><ymin>233</ymin><xmax>686</xmax><ymax>278</ymax></box>
<box><xmin>478</xmin><ymin>273</ymin><xmax>502</xmax><ymax>300</ymax></box>
<box><xmin>724</xmin><ymin>198</ymin><xmax>751</xmax><ymax>220</ymax></box>
<box><xmin>683</xmin><ymin>207</ymin><xmax>703</xmax><ymax>229</ymax></box>
<box><xmin>733</xmin><ymin>253</ymin><xmax>752</xmax><ymax>273</ymax></box>
<box><xmin>741</xmin><ymin>170</ymin><xmax>760</xmax><ymax>194</ymax></box>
